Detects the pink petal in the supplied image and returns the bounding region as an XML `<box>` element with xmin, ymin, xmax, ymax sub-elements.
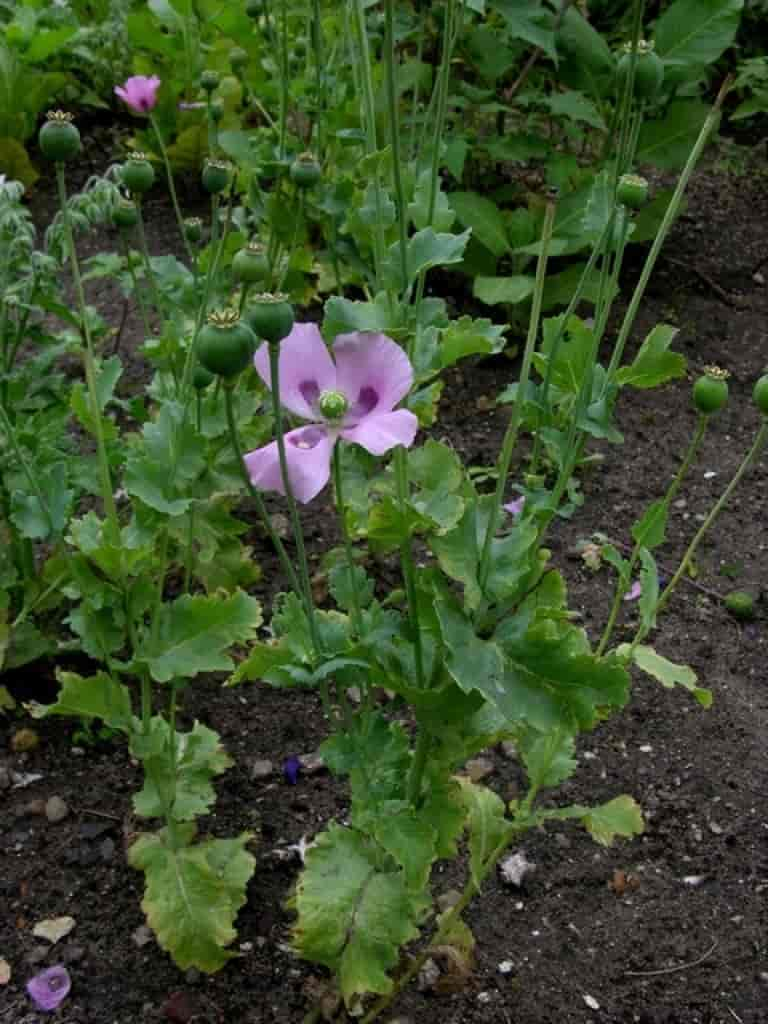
<box><xmin>244</xmin><ymin>425</ymin><xmax>333</xmax><ymax>503</ymax></box>
<box><xmin>115</xmin><ymin>75</ymin><xmax>161</xmax><ymax>113</ymax></box>
<box><xmin>333</xmin><ymin>332</ymin><xmax>413</xmax><ymax>420</ymax></box>
<box><xmin>503</xmin><ymin>496</ymin><xmax>526</xmax><ymax>518</ymax></box>
<box><xmin>253</xmin><ymin>324</ymin><xmax>337</xmax><ymax>420</ymax></box>
<box><xmin>624</xmin><ymin>580</ymin><xmax>642</xmax><ymax>602</ymax></box>
<box><xmin>27</xmin><ymin>966</ymin><xmax>71</xmax><ymax>1012</ymax></box>
<box><xmin>341</xmin><ymin>409</ymin><xmax>418</xmax><ymax>455</ymax></box>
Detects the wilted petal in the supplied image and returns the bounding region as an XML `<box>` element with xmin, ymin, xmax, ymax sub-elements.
<box><xmin>503</xmin><ymin>496</ymin><xmax>526</xmax><ymax>518</ymax></box>
<box><xmin>341</xmin><ymin>409</ymin><xmax>418</xmax><ymax>455</ymax></box>
<box><xmin>624</xmin><ymin>580</ymin><xmax>642</xmax><ymax>602</ymax></box>
<box><xmin>244</xmin><ymin>424</ymin><xmax>333</xmax><ymax>504</ymax></box>
<box><xmin>253</xmin><ymin>324</ymin><xmax>337</xmax><ymax>420</ymax></box>
<box><xmin>26</xmin><ymin>966</ymin><xmax>71</xmax><ymax>1012</ymax></box>
<box><xmin>333</xmin><ymin>332</ymin><xmax>413</xmax><ymax>419</ymax></box>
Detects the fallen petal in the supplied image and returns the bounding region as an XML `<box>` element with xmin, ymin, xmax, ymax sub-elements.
<box><xmin>26</xmin><ymin>965</ymin><xmax>71</xmax><ymax>1011</ymax></box>
<box><xmin>33</xmin><ymin>916</ymin><xmax>76</xmax><ymax>945</ymax></box>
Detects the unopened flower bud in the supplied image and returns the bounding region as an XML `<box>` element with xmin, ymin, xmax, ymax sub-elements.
<box><xmin>617</xmin><ymin>173</ymin><xmax>648</xmax><ymax>210</ymax></box>
<box><xmin>200</xmin><ymin>69</ymin><xmax>220</xmax><ymax>93</ymax></box>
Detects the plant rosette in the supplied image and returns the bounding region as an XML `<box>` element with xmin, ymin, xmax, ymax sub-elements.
<box><xmin>197</xmin><ymin>311</ymin><xmax>256</xmax><ymax>379</ymax></box>
<box><xmin>38</xmin><ymin>111</ymin><xmax>81</xmax><ymax>163</ymax></box>
<box><xmin>693</xmin><ymin>366</ymin><xmax>729</xmax><ymax>415</ymax></box>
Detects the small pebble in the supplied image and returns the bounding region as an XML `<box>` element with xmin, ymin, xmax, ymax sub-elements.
<box><xmin>99</xmin><ymin>838</ymin><xmax>116</xmax><ymax>862</ymax></box>
<box><xmin>45</xmin><ymin>796</ymin><xmax>70</xmax><ymax>824</ymax></box>
<box><xmin>11</xmin><ymin>728</ymin><xmax>39</xmax><ymax>753</ymax></box>
<box><xmin>132</xmin><ymin>925</ymin><xmax>153</xmax><ymax>948</ymax></box>
<box><xmin>417</xmin><ymin>957</ymin><xmax>440</xmax><ymax>992</ymax></box>
<box><xmin>498</xmin><ymin>960</ymin><xmax>514</xmax><ymax>974</ymax></box>
<box><xmin>251</xmin><ymin>759</ymin><xmax>274</xmax><ymax>780</ymax></box>
<box><xmin>500</xmin><ymin>740</ymin><xmax>517</xmax><ymax>760</ymax></box>
<box><xmin>583</xmin><ymin>994</ymin><xmax>600</xmax><ymax>1010</ymax></box>
<box><xmin>499</xmin><ymin>851</ymin><xmax>536</xmax><ymax>887</ymax></box>
<box><xmin>298</xmin><ymin>752</ymin><xmax>325</xmax><ymax>775</ymax></box>
<box><xmin>184</xmin><ymin>968</ymin><xmax>200</xmax><ymax>985</ymax></box>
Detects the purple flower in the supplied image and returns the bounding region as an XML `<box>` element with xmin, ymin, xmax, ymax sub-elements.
<box><xmin>26</xmin><ymin>966</ymin><xmax>71</xmax><ymax>1012</ymax></box>
<box><xmin>283</xmin><ymin>755</ymin><xmax>301</xmax><ymax>785</ymax></box>
<box><xmin>245</xmin><ymin>326</ymin><xmax>418</xmax><ymax>503</ymax></box>
<box><xmin>114</xmin><ymin>76</ymin><xmax>161</xmax><ymax>114</ymax></box>
<box><xmin>503</xmin><ymin>496</ymin><xmax>526</xmax><ymax>518</ymax></box>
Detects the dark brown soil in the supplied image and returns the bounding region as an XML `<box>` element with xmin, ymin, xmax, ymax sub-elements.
<box><xmin>2</xmin><ymin>138</ymin><xmax>768</xmax><ymax>1024</ymax></box>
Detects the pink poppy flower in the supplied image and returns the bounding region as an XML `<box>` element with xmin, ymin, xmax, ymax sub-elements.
<box><xmin>245</xmin><ymin>325</ymin><xmax>418</xmax><ymax>503</ymax></box>
<box><xmin>623</xmin><ymin>580</ymin><xmax>642</xmax><ymax>602</ymax></box>
<box><xmin>27</xmin><ymin>966</ymin><xmax>71</xmax><ymax>1011</ymax></box>
<box><xmin>114</xmin><ymin>75</ymin><xmax>161</xmax><ymax>114</ymax></box>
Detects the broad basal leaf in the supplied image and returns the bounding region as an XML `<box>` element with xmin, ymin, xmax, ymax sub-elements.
<box><xmin>131</xmin><ymin>718</ymin><xmax>233</xmax><ymax>821</ymax></box>
<box><xmin>541</xmin><ymin>794</ymin><xmax>645</xmax><ymax>846</ymax></box>
<box><xmin>128</xmin><ymin>826</ymin><xmax>255</xmax><ymax>972</ymax></box>
<box><xmin>140</xmin><ymin>591</ymin><xmax>262</xmax><ymax>683</ymax></box>
<box><xmin>654</xmin><ymin>0</ymin><xmax>743</xmax><ymax>70</ymax></box>
<box><xmin>292</xmin><ymin>824</ymin><xmax>423</xmax><ymax>1005</ymax></box>
<box><xmin>457</xmin><ymin>777</ymin><xmax>514</xmax><ymax>888</ymax></box>
<box><xmin>618</xmin><ymin>642</ymin><xmax>712</xmax><ymax>707</ymax></box>
<box><xmin>29</xmin><ymin>670</ymin><xmax>133</xmax><ymax>732</ymax></box>
<box><xmin>450</xmin><ymin>192</ymin><xmax>509</xmax><ymax>256</ymax></box>
<box><xmin>616</xmin><ymin>324</ymin><xmax>686</xmax><ymax>389</ymax></box>
<box><xmin>519</xmin><ymin>725</ymin><xmax>577</xmax><ymax>791</ymax></box>
<box><xmin>383</xmin><ymin>228</ymin><xmax>471</xmax><ymax>291</ymax></box>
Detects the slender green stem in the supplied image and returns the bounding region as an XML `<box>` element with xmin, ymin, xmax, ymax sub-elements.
<box><xmin>477</xmin><ymin>197</ymin><xmax>556</xmax><ymax>592</ymax></box>
<box><xmin>332</xmin><ymin>445</ymin><xmax>362</xmax><ymax>635</ymax></box>
<box><xmin>134</xmin><ymin>205</ymin><xmax>165</xmax><ymax>319</ymax></box>
<box><xmin>596</xmin><ymin>413</ymin><xmax>708</xmax><ymax>656</ymax></box>
<box><xmin>266</xmin><ymin>345</ymin><xmax>321</xmax><ymax>653</ymax></box>
<box><xmin>0</xmin><ymin>402</ymin><xmax>54</xmax><ymax>534</ymax></box>
<box><xmin>529</xmin><ymin>216</ymin><xmax>613</xmax><ymax>476</ymax></box>
<box><xmin>223</xmin><ymin>383</ymin><xmax>302</xmax><ymax>596</ymax></box>
<box><xmin>408</xmin><ymin>21</ymin><xmax>425</xmax><ymax>162</ymax></box>
<box><xmin>276</xmin><ymin>191</ymin><xmax>305</xmax><ymax>292</ymax></box>
<box><xmin>311</xmin><ymin>0</ymin><xmax>326</xmax><ymax>157</ymax></box>
<box><xmin>149</xmin><ymin>114</ymin><xmax>195</xmax><ymax>265</ymax></box>
<box><xmin>394</xmin><ymin>447</ymin><xmax>425</xmax><ymax>688</ymax></box>
<box><xmin>55</xmin><ymin>165</ymin><xmax>120</xmax><ymax>539</ymax></box>
<box><xmin>351</xmin><ymin>0</ymin><xmax>386</xmax><ymax>290</ymax></box>
<box><xmin>606</xmin><ymin>78</ymin><xmax>731</xmax><ymax>383</ymax></box>
<box><xmin>279</xmin><ymin>0</ymin><xmax>289</xmax><ymax>159</ymax></box>
<box><xmin>406</xmin><ymin>725</ymin><xmax>431</xmax><ymax>807</ymax></box>
<box><xmin>118</xmin><ymin>233</ymin><xmax>152</xmax><ymax>338</ymax></box>
<box><xmin>632</xmin><ymin>418</ymin><xmax>768</xmax><ymax>650</ymax></box>
<box><xmin>384</xmin><ymin>0</ymin><xmax>409</xmax><ymax>298</ymax></box>
<box><xmin>141</xmin><ymin>673</ymin><xmax>152</xmax><ymax>734</ymax></box>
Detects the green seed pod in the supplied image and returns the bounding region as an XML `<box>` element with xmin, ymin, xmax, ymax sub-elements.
<box><xmin>318</xmin><ymin>389</ymin><xmax>349</xmax><ymax>421</ymax></box>
<box><xmin>197</xmin><ymin>310</ymin><xmax>256</xmax><ymax>378</ymax></box>
<box><xmin>617</xmin><ymin>40</ymin><xmax>665</xmax><ymax>102</ymax></box>
<box><xmin>184</xmin><ymin>217</ymin><xmax>203</xmax><ymax>244</ymax></box>
<box><xmin>112</xmin><ymin>198</ymin><xmax>140</xmax><ymax>230</ymax></box>
<box><xmin>232</xmin><ymin>241</ymin><xmax>269</xmax><ymax>284</ymax></box>
<box><xmin>724</xmin><ymin>590</ymin><xmax>755</xmax><ymax>621</ymax></box>
<box><xmin>617</xmin><ymin>173</ymin><xmax>649</xmax><ymax>210</ymax></box>
<box><xmin>192</xmin><ymin>364</ymin><xmax>215</xmax><ymax>390</ymax></box>
<box><xmin>38</xmin><ymin>110</ymin><xmax>81</xmax><ymax>163</ymax></box>
<box><xmin>290</xmin><ymin>152</ymin><xmax>321</xmax><ymax>189</ymax></box>
<box><xmin>202</xmin><ymin>158</ymin><xmax>231</xmax><ymax>194</ymax></box>
<box><xmin>753</xmin><ymin>374</ymin><xmax>768</xmax><ymax>416</ymax></box>
<box><xmin>244</xmin><ymin>292</ymin><xmax>295</xmax><ymax>345</ymax></box>
<box><xmin>229</xmin><ymin>46</ymin><xmax>248</xmax><ymax>74</ymax></box>
<box><xmin>209</xmin><ymin>99</ymin><xmax>224</xmax><ymax>123</ymax></box>
<box><xmin>294</xmin><ymin>38</ymin><xmax>307</xmax><ymax>58</ymax></box>
<box><xmin>245</xmin><ymin>0</ymin><xmax>263</xmax><ymax>17</ymax></box>
<box><xmin>120</xmin><ymin>152</ymin><xmax>155</xmax><ymax>194</ymax></box>
<box><xmin>200</xmin><ymin>70</ymin><xmax>220</xmax><ymax>93</ymax></box>
<box><xmin>693</xmin><ymin>366</ymin><xmax>729</xmax><ymax>415</ymax></box>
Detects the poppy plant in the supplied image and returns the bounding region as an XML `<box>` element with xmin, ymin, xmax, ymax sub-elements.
<box><xmin>114</xmin><ymin>75</ymin><xmax>161</xmax><ymax>114</ymax></box>
<box><xmin>245</xmin><ymin>325</ymin><xmax>418</xmax><ymax>503</ymax></box>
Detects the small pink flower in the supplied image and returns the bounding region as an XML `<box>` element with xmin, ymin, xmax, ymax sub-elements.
<box><xmin>624</xmin><ymin>580</ymin><xmax>642</xmax><ymax>602</ymax></box>
<box><xmin>503</xmin><ymin>496</ymin><xmax>525</xmax><ymax>518</ymax></box>
<box><xmin>27</xmin><ymin>966</ymin><xmax>71</xmax><ymax>1012</ymax></box>
<box><xmin>115</xmin><ymin>75</ymin><xmax>161</xmax><ymax>114</ymax></box>
<box><xmin>245</xmin><ymin>325</ymin><xmax>418</xmax><ymax>503</ymax></box>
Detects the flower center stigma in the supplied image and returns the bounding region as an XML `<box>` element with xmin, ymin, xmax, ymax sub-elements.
<box><xmin>318</xmin><ymin>389</ymin><xmax>349</xmax><ymax>421</ymax></box>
